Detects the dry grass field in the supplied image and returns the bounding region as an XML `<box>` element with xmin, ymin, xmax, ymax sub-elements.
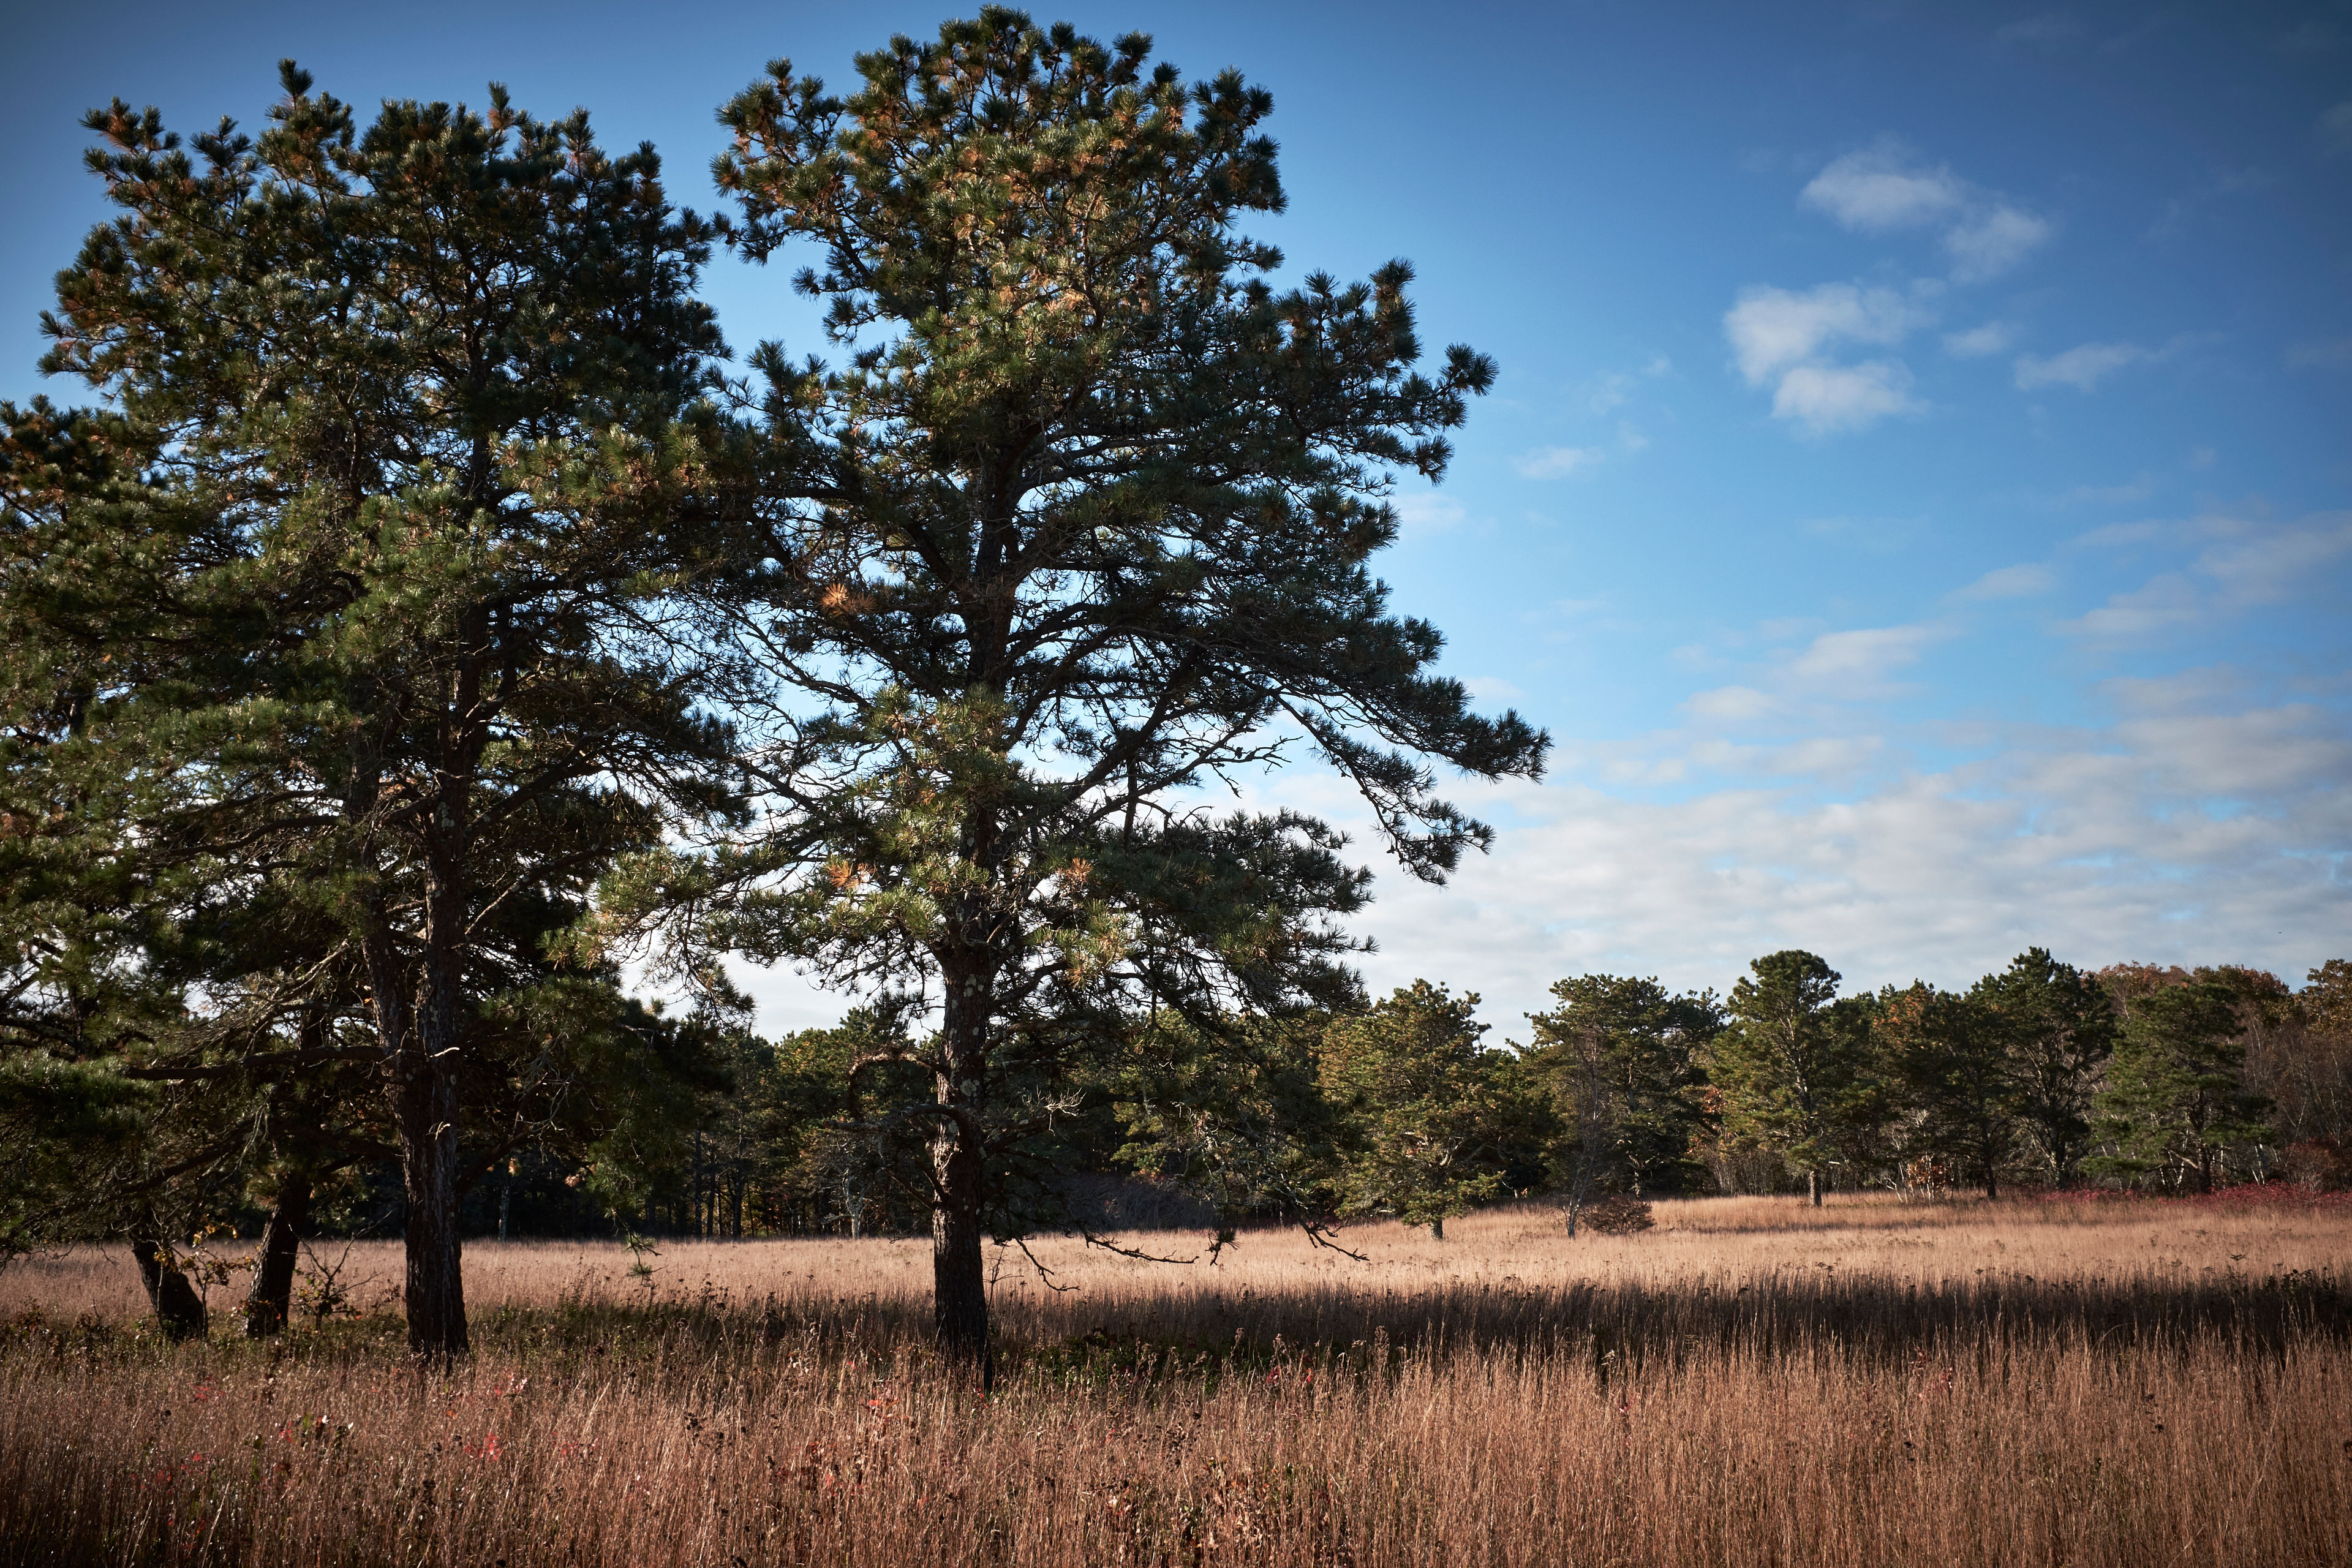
<box><xmin>1</xmin><ymin>1191</ymin><xmax>2346</xmax><ymax>1566</ymax></box>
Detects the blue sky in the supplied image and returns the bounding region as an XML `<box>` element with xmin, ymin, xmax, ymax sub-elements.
<box><xmin>4</xmin><ymin>1</ymin><xmax>2346</xmax><ymax>1035</ymax></box>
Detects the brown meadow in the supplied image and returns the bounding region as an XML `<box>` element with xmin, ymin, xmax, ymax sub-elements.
<box><xmin>1</xmin><ymin>1192</ymin><xmax>2346</xmax><ymax>1566</ymax></box>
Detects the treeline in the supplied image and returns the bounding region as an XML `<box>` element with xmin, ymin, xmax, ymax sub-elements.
<box><xmin>599</xmin><ymin>948</ymin><xmax>2352</xmax><ymax>1242</ymax></box>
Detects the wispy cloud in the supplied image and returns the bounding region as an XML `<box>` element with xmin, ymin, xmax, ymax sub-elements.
<box><xmin>1945</xmin><ymin>206</ymin><xmax>2054</xmax><ymax>281</ymax></box>
<box><xmin>1943</xmin><ymin>321</ymin><xmax>2016</xmax><ymax>357</ymax></box>
<box><xmin>1786</xmin><ymin>623</ymin><xmax>1944</xmax><ymax>687</ymax></box>
<box><xmin>2288</xmin><ymin>334</ymin><xmax>2352</xmax><ymax>369</ymax></box>
<box><xmin>1773</xmin><ymin>360</ymin><xmax>1923</xmax><ymax>435</ymax></box>
<box><xmin>2061</xmin><ymin>512</ymin><xmax>2352</xmax><ymax>639</ymax></box>
<box><xmin>1801</xmin><ymin>146</ymin><xmax>1966</xmax><ymax>230</ymax></box>
<box><xmin>1800</xmin><ymin>140</ymin><xmax>2052</xmax><ymax>281</ymax></box>
<box><xmin>2320</xmin><ymin>102</ymin><xmax>2352</xmax><ymax>158</ymax></box>
<box><xmin>1393</xmin><ymin>492</ymin><xmax>1468</xmax><ymax>537</ymax></box>
<box><xmin>1955</xmin><ymin>562</ymin><xmax>2057</xmax><ymax>600</ymax></box>
<box><xmin>1993</xmin><ymin>12</ymin><xmax>2082</xmax><ymax>49</ymax></box>
<box><xmin>1803</xmin><ymin>514</ymin><xmax>1931</xmax><ymax>554</ymax></box>
<box><xmin>1725</xmin><ymin>283</ymin><xmax>1926</xmax><ymax>384</ymax></box>
<box><xmin>1724</xmin><ymin>284</ymin><xmax>1929</xmax><ymax>435</ymax></box>
<box><xmin>1514</xmin><ymin>445</ymin><xmax>1605</xmax><ymax>479</ymax></box>
<box><xmin>2015</xmin><ymin>340</ymin><xmax>2159</xmax><ymax>391</ymax></box>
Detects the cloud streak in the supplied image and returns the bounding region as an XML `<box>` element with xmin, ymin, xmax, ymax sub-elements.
<box><xmin>1800</xmin><ymin>141</ymin><xmax>2053</xmax><ymax>281</ymax></box>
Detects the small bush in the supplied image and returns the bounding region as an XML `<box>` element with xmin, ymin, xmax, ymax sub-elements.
<box><xmin>1576</xmin><ymin>1195</ymin><xmax>1656</xmax><ymax>1235</ymax></box>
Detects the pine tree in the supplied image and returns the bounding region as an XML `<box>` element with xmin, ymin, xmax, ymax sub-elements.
<box><xmin>4</xmin><ymin>65</ymin><xmax>739</xmax><ymax>1354</ymax></box>
<box><xmin>2089</xmin><ymin>976</ymin><xmax>2270</xmax><ymax>1192</ymax></box>
<box><xmin>633</xmin><ymin>13</ymin><xmax>1542</xmax><ymax>1360</ymax></box>
<box><xmin>1317</xmin><ymin>983</ymin><xmax>1536</xmax><ymax>1239</ymax></box>
<box><xmin>1711</xmin><ymin>951</ymin><xmax>1872</xmax><ymax>1205</ymax></box>
<box><xmin>1880</xmin><ymin>982</ymin><xmax>2013</xmax><ymax>1198</ymax></box>
<box><xmin>1968</xmin><ymin>949</ymin><xmax>2114</xmax><ymax>1188</ymax></box>
<box><xmin>1521</xmin><ymin>974</ymin><xmax>1720</xmax><ymax>1213</ymax></box>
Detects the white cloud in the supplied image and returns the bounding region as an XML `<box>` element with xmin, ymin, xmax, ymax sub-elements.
<box><xmin>1798</xmin><ymin>141</ymin><xmax>2051</xmax><ymax>281</ymax></box>
<box><xmin>1515</xmin><ymin>445</ymin><xmax>1606</xmax><ymax>480</ymax></box>
<box><xmin>1946</xmin><ymin>205</ymin><xmax>2054</xmax><ymax>281</ymax></box>
<box><xmin>1955</xmin><ymin>562</ymin><xmax>2057</xmax><ymax>600</ymax></box>
<box><xmin>1801</xmin><ymin>146</ymin><xmax>1966</xmax><ymax>230</ymax></box>
<box><xmin>1268</xmin><ymin>696</ymin><xmax>2351</xmax><ymax>1031</ymax></box>
<box><xmin>2320</xmin><ymin>102</ymin><xmax>2352</xmax><ymax>158</ymax></box>
<box><xmin>1684</xmin><ymin>685</ymin><xmax>1777</xmax><ymax>723</ymax></box>
<box><xmin>1393</xmin><ymin>492</ymin><xmax>1468</xmax><ymax>537</ymax></box>
<box><xmin>1787</xmin><ymin>623</ymin><xmax>1942</xmax><ymax>685</ymax></box>
<box><xmin>1462</xmin><ymin>676</ymin><xmax>1526</xmax><ymax>704</ymax></box>
<box><xmin>1943</xmin><ymin>321</ymin><xmax>2016</xmax><ymax>357</ymax></box>
<box><xmin>1724</xmin><ymin>283</ymin><xmax>1926</xmax><ymax>384</ymax></box>
<box><xmin>1802</xmin><ymin>514</ymin><xmax>1931</xmax><ymax>553</ymax></box>
<box><xmin>2061</xmin><ymin>511</ymin><xmax>2352</xmax><ymax>640</ymax></box>
<box><xmin>2015</xmin><ymin>341</ymin><xmax>2154</xmax><ymax>391</ymax></box>
<box><xmin>1771</xmin><ymin>359</ymin><xmax>1923</xmax><ymax>435</ymax></box>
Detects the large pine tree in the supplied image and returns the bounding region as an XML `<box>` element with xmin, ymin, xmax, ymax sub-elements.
<box><xmin>3</xmin><ymin>65</ymin><xmax>739</xmax><ymax>1354</ymax></box>
<box><xmin>636</xmin><ymin>12</ymin><xmax>1545</xmax><ymax>1362</ymax></box>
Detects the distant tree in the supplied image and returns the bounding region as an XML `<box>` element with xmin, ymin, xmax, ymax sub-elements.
<box><xmin>2089</xmin><ymin>976</ymin><xmax>2271</xmax><ymax>1192</ymax></box>
<box><xmin>1969</xmin><ymin>949</ymin><xmax>2114</xmax><ymax>1188</ymax></box>
<box><xmin>1110</xmin><ymin>1011</ymin><xmax>1343</xmax><ymax>1248</ymax></box>
<box><xmin>1317</xmin><ymin>982</ymin><xmax>1542</xmax><ymax>1238</ymax></box>
<box><xmin>6</xmin><ymin>64</ymin><xmax>739</xmax><ymax>1355</ymax></box>
<box><xmin>631</xmin><ymin>13</ymin><xmax>1542</xmax><ymax>1362</ymax></box>
<box><xmin>1521</xmin><ymin>974</ymin><xmax>1719</xmax><ymax>1226</ymax></box>
<box><xmin>1880</xmin><ymin>983</ymin><xmax>2013</xmax><ymax>1198</ymax></box>
<box><xmin>1711</xmin><ymin>951</ymin><xmax>1873</xmax><ymax>1206</ymax></box>
<box><xmin>2248</xmin><ymin>960</ymin><xmax>2352</xmax><ymax>1163</ymax></box>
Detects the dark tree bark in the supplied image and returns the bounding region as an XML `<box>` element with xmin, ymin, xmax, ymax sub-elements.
<box><xmin>130</xmin><ymin>1235</ymin><xmax>206</xmax><ymax>1341</ymax></box>
<box><xmin>932</xmin><ymin>986</ymin><xmax>991</xmax><ymax>1378</ymax></box>
<box><xmin>366</xmin><ymin>908</ymin><xmax>470</xmax><ymax>1358</ymax></box>
<box><xmin>243</xmin><ymin>1174</ymin><xmax>313</xmax><ymax>1337</ymax></box>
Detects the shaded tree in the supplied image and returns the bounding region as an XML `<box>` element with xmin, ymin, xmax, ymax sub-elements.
<box><xmin>2090</xmin><ymin>975</ymin><xmax>2271</xmax><ymax>1192</ymax></box>
<box><xmin>1521</xmin><ymin>974</ymin><xmax>1720</xmax><ymax>1224</ymax></box>
<box><xmin>1969</xmin><ymin>949</ymin><xmax>2114</xmax><ymax>1188</ymax></box>
<box><xmin>7</xmin><ymin>64</ymin><xmax>739</xmax><ymax>1355</ymax></box>
<box><xmin>1880</xmin><ymin>983</ymin><xmax>2013</xmax><ymax>1198</ymax></box>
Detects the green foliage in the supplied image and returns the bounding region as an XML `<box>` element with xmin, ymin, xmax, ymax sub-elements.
<box><xmin>1109</xmin><ymin>1010</ymin><xmax>1339</xmax><ymax>1237</ymax></box>
<box><xmin>2090</xmin><ymin>976</ymin><xmax>2272</xmax><ymax>1191</ymax></box>
<box><xmin>1709</xmin><ymin>951</ymin><xmax>1880</xmax><ymax>1196</ymax></box>
<box><xmin>1317</xmin><ymin>982</ymin><xmax>1547</xmax><ymax>1235</ymax></box>
<box><xmin>598</xmin><ymin>10</ymin><xmax>1541</xmax><ymax>1340</ymax></box>
<box><xmin>1</xmin><ymin>62</ymin><xmax>741</xmax><ymax>1346</ymax></box>
<box><xmin>1521</xmin><ymin>974</ymin><xmax>1721</xmax><ymax>1203</ymax></box>
<box><xmin>1879</xmin><ymin>983</ymin><xmax>2015</xmax><ymax>1197</ymax></box>
<box><xmin>1968</xmin><ymin>949</ymin><xmax>2114</xmax><ymax>1186</ymax></box>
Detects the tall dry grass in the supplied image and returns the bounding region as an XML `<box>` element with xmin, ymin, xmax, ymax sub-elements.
<box><xmin>2</xmin><ymin>1193</ymin><xmax>2346</xmax><ymax>1566</ymax></box>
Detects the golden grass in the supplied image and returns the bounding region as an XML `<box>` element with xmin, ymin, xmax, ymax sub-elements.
<box><xmin>2</xmin><ymin>1193</ymin><xmax>2346</xmax><ymax>1566</ymax></box>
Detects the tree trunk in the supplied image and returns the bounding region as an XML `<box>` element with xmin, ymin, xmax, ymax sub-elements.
<box><xmin>933</xmin><ymin>986</ymin><xmax>992</xmax><ymax>1380</ymax></box>
<box><xmin>1429</xmin><ymin>1214</ymin><xmax>1444</xmax><ymax>1241</ymax></box>
<box><xmin>1984</xmin><ymin>1168</ymin><xmax>1998</xmax><ymax>1202</ymax></box>
<box><xmin>396</xmin><ymin>1055</ymin><xmax>468</xmax><ymax>1355</ymax></box>
<box><xmin>244</xmin><ymin>1174</ymin><xmax>312</xmax><ymax>1337</ymax></box>
<box><xmin>1807</xmin><ymin>1169</ymin><xmax>1822</xmax><ymax>1207</ymax></box>
<box><xmin>130</xmin><ymin>1236</ymin><xmax>206</xmax><ymax>1341</ymax></box>
<box><xmin>366</xmin><ymin>916</ymin><xmax>469</xmax><ymax>1359</ymax></box>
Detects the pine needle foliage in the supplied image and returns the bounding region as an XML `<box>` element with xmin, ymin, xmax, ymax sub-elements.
<box><xmin>2</xmin><ymin>63</ymin><xmax>742</xmax><ymax>1354</ymax></box>
<box><xmin>635</xmin><ymin>10</ymin><xmax>1545</xmax><ymax>1357</ymax></box>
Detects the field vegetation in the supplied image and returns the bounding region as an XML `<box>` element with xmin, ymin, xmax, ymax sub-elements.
<box><xmin>3</xmin><ymin>1191</ymin><xmax>2346</xmax><ymax>1566</ymax></box>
